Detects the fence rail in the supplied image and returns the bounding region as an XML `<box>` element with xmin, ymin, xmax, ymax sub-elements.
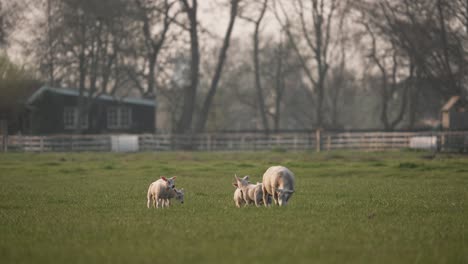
<box><xmin>1</xmin><ymin>131</ymin><xmax>467</xmax><ymax>152</ymax></box>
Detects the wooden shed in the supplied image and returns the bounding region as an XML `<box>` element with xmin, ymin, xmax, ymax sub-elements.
<box><xmin>23</xmin><ymin>86</ymin><xmax>155</xmax><ymax>134</ymax></box>
<box><xmin>441</xmin><ymin>96</ymin><xmax>468</xmax><ymax>130</ymax></box>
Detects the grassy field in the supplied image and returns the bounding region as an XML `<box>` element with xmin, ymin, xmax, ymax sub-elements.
<box><xmin>0</xmin><ymin>150</ymin><xmax>467</xmax><ymax>264</ymax></box>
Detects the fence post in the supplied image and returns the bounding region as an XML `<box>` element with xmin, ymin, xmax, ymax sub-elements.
<box><xmin>0</xmin><ymin>120</ymin><xmax>7</xmax><ymax>152</ymax></box>
<box><xmin>327</xmin><ymin>134</ymin><xmax>331</xmax><ymax>151</ymax></box>
<box><xmin>441</xmin><ymin>132</ymin><xmax>446</xmax><ymax>151</ymax></box>
<box><xmin>1</xmin><ymin>135</ymin><xmax>6</xmax><ymax>152</ymax></box>
<box><xmin>316</xmin><ymin>129</ymin><xmax>322</xmax><ymax>152</ymax></box>
<box><xmin>40</xmin><ymin>136</ymin><xmax>44</xmax><ymax>152</ymax></box>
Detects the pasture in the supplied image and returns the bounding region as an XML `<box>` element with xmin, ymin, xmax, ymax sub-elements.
<box><xmin>0</xmin><ymin>151</ymin><xmax>467</xmax><ymax>264</ymax></box>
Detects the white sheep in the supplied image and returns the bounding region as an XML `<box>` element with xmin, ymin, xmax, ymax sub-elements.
<box><xmin>262</xmin><ymin>166</ymin><xmax>295</xmax><ymax>206</ymax></box>
<box><xmin>146</xmin><ymin>176</ymin><xmax>177</xmax><ymax>208</ymax></box>
<box><xmin>234</xmin><ymin>176</ymin><xmax>264</xmax><ymax>207</ymax></box>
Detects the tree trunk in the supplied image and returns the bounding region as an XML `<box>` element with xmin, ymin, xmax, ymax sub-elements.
<box><xmin>195</xmin><ymin>0</ymin><xmax>239</xmax><ymax>133</ymax></box>
<box><xmin>47</xmin><ymin>0</ymin><xmax>55</xmax><ymax>86</ymax></box>
<box><xmin>177</xmin><ymin>0</ymin><xmax>199</xmax><ymax>134</ymax></box>
<box><xmin>76</xmin><ymin>14</ymin><xmax>87</xmax><ymax>134</ymax></box>
<box><xmin>274</xmin><ymin>43</ymin><xmax>284</xmax><ymax>132</ymax></box>
<box><xmin>136</xmin><ymin>0</ymin><xmax>173</xmax><ymax>133</ymax></box>
<box><xmin>253</xmin><ymin>0</ymin><xmax>269</xmax><ymax>134</ymax></box>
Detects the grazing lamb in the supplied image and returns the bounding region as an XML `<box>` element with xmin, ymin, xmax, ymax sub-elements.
<box><xmin>232</xmin><ymin>183</ymin><xmax>245</xmax><ymax>208</ymax></box>
<box><xmin>163</xmin><ymin>188</ymin><xmax>185</xmax><ymax>207</ymax></box>
<box><xmin>234</xmin><ymin>176</ymin><xmax>264</xmax><ymax>207</ymax></box>
<box><xmin>147</xmin><ymin>176</ymin><xmax>177</xmax><ymax>208</ymax></box>
<box><xmin>262</xmin><ymin>166</ymin><xmax>295</xmax><ymax>206</ymax></box>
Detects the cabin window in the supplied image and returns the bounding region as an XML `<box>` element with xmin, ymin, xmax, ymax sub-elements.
<box><xmin>107</xmin><ymin>106</ymin><xmax>132</xmax><ymax>129</ymax></box>
<box><xmin>63</xmin><ymin>107</ymin><xmax>88</xmax><ymax>129</ymax></box>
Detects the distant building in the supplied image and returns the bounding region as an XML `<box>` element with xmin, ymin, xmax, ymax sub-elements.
<box><xmin>441</xmin><ymin>96</ymin><xmax>468</xmax><ymax>130</ymax></box>
<box><xmin>22</xmin><ymin>86</ymin><xmax>155</xmax><ymax>134</ymax></box>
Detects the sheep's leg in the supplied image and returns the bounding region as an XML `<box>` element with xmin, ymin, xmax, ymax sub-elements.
<box><xmin>262</xmin><ymin>185</ymin><xmax>270</xmax><ymax>207</ymax></box>
<box><xmin>254</xmin><ymin>191</ymin><xmax>259</xmax><ymax>207</ymax></box>
<box><xmin>243</xmin><ymin>195</ymin><xmax>252</xmax><ymax>207</ymax></box>
<box><xmin>273</xmin><ymin>192</ymin><xmax>279</xmax><ymax>206</ymax></box>
<box><xmin>254</xmin><ymin>198</ymin><xmax>260</xmax><ymax>207</ymax></box>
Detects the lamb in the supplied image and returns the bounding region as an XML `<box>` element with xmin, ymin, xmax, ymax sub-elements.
<box><xmin>146</xmin><ymin>176</ymin><xmax>177</xmax><ymax>208</ymax></box>
<box><xmin>232</xmin><ymin>182</ymin><xmax>245</xmax><ymax>208</ymax></box>
<box><xmin>163</xmin><ymin>188</ymin><xmax>185</xmax><ymax>207</ymax></box>
<box><xmin>234</xmin><ymin>175</ymin><xmax>264</xmax><ymax>207</ymax></box>
<box><xmin>262</xmin><ymin>166</ymin><xmax>295</xmax><ymax>206</ymax></box>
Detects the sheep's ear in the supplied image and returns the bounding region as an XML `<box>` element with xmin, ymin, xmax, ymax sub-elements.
<box><xmin>243</xmin><ymin>175</ymin><xmax>249</xmax><ymax>181</ymax></box>
<box><xmin>161</xmin><ymin>176</ymin><xmax>168</xmax><ymax>182</ymax></box>
<box><xmin>234</xmin><ymin>174</ymin><xmax>240</xmax><ymax>181</ymax></box>
<box><xmin>287</xmin><ymin>190</ymin><xmax>294</xmax><ymax>194</ymax></box>
<box><xmin>232</xmin><ymin>183</ymin><xmax>238</xmax><ymax>188</ymax></box>
<box><xmin>171</xmin><ymin>176</ymin><xmax>177</xmax><ymax>180</ymax></box>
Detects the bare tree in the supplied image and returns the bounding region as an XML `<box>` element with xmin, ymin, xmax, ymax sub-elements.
<box><xmin>240</xmin><ymin>0</ymin><xmax>270</xmax><ymax>133</ymax></box>
<box><xmin>134</xmin><ymin>0</ymin><xmax>178</xmax><ymax>132</ymax></box>
<box><xmin>175</xmin><ymin>0</ymin><xmax>199</xmax><ymax>134</ymax></box>
<box><xmin>0</xmin><ymin>0</ymin><xmax>28</xmax><ymax>50</ymax></box>
<box><xmin>362</xmin><ymin>20</ymin><xmax>413</xmax><ymax>130</ymax></box>
<box><xmin>0</xmin><ymin>55</ymin><xmax>40</xmax><ymax>131</ymax></box>
<box><xmin>273</xmin><ymin>0</ymin><xmax>340</xmax><ymax>128</ymax></box>
<box><xmin>195</xmin><ymin>0</ymin><xmax>240</xmax><ymax>133</ymax></box>
<box><xmin>0</xmin><ymin>1</ymin><xmax>4</xmax><ymax>48</ymax></box>
<box><xmin>262</xmin><ymin>30</ymin><xmax>302</xmax><ymax>132</ymax></box>
<box><xmin>356</xmin><ymin>0</ymin><xmax>467</xmax><ymax>128</ymax></box>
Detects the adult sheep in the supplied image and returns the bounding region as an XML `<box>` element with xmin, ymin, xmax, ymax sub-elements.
<box><xmin>147</xmin><ymin>176</ymin><xmax>177</xmax><ymax>208</ymax></box>
<box><xmin>262</xmin><ymin>166</ymin><xmax>295</xmax><ymax>206</ymax></box>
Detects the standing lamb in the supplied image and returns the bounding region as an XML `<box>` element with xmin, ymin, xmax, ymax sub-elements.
<box><xmin>147</xmin><ymin>176</ymin><xmax>177</xmax><ymax>208</ymax></box>
<box><xmin>234</xmin><ymin>176</ymin><xmax>264</xmax><ymax>207</ymax></box>
<box><xmin>262</xmin><ymin>166</ymin><xmax>295</xmax><ymax>206</ymax></box>
<box><xmin>232</xmin><ymin>183</ymin><xmax>245</xmax><ymax>208</ymax></box>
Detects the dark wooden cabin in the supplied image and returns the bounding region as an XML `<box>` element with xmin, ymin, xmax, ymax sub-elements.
<box><xmin>23</xmin><ymin>86</ymin><xmax>155</xmax><ymax>134</ymax></box>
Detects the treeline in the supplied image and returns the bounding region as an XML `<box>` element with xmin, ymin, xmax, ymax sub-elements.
<box><xmin>1</xmin><ymin>0</ymin><xmax>467</xmax><ymax>133</ymax></box>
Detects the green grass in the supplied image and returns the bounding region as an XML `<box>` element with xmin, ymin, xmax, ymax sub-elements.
<box><xmin>0</xmin><ymin>151</ymin><xmax>467</xmax><ymax>264</ymax></box>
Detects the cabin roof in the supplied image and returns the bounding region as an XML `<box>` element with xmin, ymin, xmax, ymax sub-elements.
<box><xmin>26</xmin><ymin>86</ymin><xmax>155</xmax><ymax>107</ymax></box>
<box><xmin>441</xmin><ymin>96</ymin><xmax>460</xmax><ymax>112</ymax></box>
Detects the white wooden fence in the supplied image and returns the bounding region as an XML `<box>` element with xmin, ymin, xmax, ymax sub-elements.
<box><xmin>1</xmin><ymin>135</ymin><xmax>110</xmax><ymax>152</ymax></box>
<box><xmin>139</xmin><ymin>133</ymin><xmax>316</xmax><ymax>151</ymax></box>
<box><xmin>1</xmin><ymin>131</ymin><xmax>467</xmax><ymax>152</ymax></box>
